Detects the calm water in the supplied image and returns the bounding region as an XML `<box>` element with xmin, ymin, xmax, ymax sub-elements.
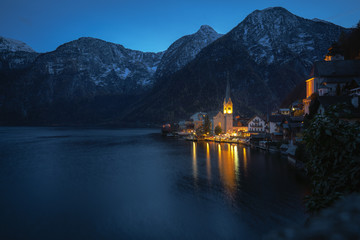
<box><xmin>0</xmin><ymin>127</ymin><xmax>309</xmax><ymax>239</ymax></box>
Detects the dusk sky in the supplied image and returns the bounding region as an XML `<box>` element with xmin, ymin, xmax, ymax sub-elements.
<box><xmin>1</xmin><ymin>0</ymin><xmax>359</xmax><ymax>53</ymax></box>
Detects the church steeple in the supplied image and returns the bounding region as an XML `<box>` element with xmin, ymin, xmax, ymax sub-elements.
<box><xmin>225</xmin><ymin>75</ymin><xmax>231</xmax><ymax>103</ymax></box>
<box><xmin>223</xmin><ymin>73</ymin><xmax>233</xmax><ymax>115</ymax></box>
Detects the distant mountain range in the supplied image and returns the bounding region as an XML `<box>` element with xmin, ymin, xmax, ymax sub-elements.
<box><xmin>0</xmin><ymin>7</ymin><xmax>347</xmax><ymax>125</ymax></box>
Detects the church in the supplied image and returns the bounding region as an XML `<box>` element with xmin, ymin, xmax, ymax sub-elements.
<box><xmin>209</xmin><ymin>77</ymin><xmax>233</xmax><ymax>134</ymax></box>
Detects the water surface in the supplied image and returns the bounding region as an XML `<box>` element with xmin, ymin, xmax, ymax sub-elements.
<box><xmin>0</xmin><ymin>127</ymin><xmax>309</xmax><ymax>239</ymax></box>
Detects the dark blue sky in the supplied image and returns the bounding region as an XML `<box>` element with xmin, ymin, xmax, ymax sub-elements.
<box><xmin>1</xmin><ymin>0</ymin><xmax>359</xmax><ymax>53</ymax></box>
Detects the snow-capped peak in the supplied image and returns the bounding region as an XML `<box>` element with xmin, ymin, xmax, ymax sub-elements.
<box><xmin>0</xmin><ymin>36</ymin><xmax>35</xmax><ymax>53</ymax></box>
<box><xmin>198</xmin><ymin>25</ymin><xmax>216</xmax><ymax>33</ymax></box>
<box><xmin>154</xmin><ymin>24</ymin><xmax>223</xmax><ymax>78</ymax></box>
<box><xmin>229</xmin><ymin>6</ymin><xmax>344</xmax><ymax>66</ymax></box>
<box><xmin>312</xmin><ymin>18</ymin><xmax>333</xmax><ymax>25</ymax></box>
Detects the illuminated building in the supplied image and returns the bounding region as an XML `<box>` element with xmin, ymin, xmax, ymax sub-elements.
<box><xmin>211</xmin><ymin>76</ymin><xmax>233</xmax><ymax>133</ymax></box>
<box><xmin>223</xmin><ymin>77</ymin><xmax>233</xmax><ymax>133</ymax></box>
<box><xmin>303</xmin><ymin>56</ymin><xmax>360</xmax><ymax>115</ymax></box>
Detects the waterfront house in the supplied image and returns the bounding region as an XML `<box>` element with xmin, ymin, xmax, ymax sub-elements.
<box><xmin>247</xmin><ymin>116</ymin><xmax>266</xmax><ymax>133</ymax></box>
<box><xmin>282</xmin><ymin>116</ymin><xmax>304</xmax><ymax>143</ymax></box>
<box><xmin>233</xmin><ymin>116</ymin><xmax>249</xmax><ymax>137</ymax></box>
<box><xmin>178</xmin><ymin>120</ymin><xmax>194</xmax><ymax>131</ymax></box>
<box><xmin>267</xmin><ymin>115</ymin><xmax>286</xmax><ymax>141</ymax></box>
<box><xmin>190</xmin><ymin>112</ymin><xmax>207</xmax><ymax>130</ymax></box>
<box><xmin>303</xmin><ymin>59</ymin><xmax>360</xmax><ymax>114</ymax></box>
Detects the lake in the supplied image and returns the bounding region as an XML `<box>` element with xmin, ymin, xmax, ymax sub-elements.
<box><xmin>0</xmin><ymin>127</ymin><xmax>309</xmax><ymax>239</ymax></box>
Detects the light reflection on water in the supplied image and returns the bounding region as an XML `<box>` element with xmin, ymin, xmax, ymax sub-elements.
<box><xmin>192</xmin><ymin>142</ymin><xmax>197</xmax><ymax>183</ymax></box>
<box><xmin>0</xmin><ymin>128</ymin><xmax>310</xmax><ymax>240</ymax></box>
<box><xmin>193</xmin><ymin>142</ymin><xmax>243</xmax><ymax>198</ymax></box>
<box><xmin>206</xmin><ymin>143</ymin><xmax>211</xmax><ymax>182</ymax></box>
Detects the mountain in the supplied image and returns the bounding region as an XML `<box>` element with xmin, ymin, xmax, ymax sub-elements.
<box><xmin>0</xmin><ymin>7</ymin><xmax>349</xmax><ymax>125</ymax></box>
<box><xmin>0</xmin><ymin>25</ymin><xmax>223</xmax><ymax>125</ymax></box>
<box><xmin>0</xmin><ymin>37</ymin><xmax>39</xmax><ymax>71</ymax></box>
<box><xmin>234</xmin><ymin>7</ymin><xmax>344</xmax><ymax>66</ymax></box>
<box><xmin>154</xmin><ymin>25</ymin><xmax>223</xmax><ymax>78</ymax></box>
<box><xmin>0</xmin><ymin>37</ymin><xmax>165</xmax><ymax>124</ymax></box>
<box><xmin>0</xmin><ymin>36</ymin><xmax>35</xmax><ymax>53</ymax></box>
<box><xmin>29</xmin><ymin>37</ymin><xmax>164</xmax><ymax>93</ymax></box>
<box><xmin>122</xmin><ymin>7</ymin><xmax>346</xmax><ymax>123</ymax></box>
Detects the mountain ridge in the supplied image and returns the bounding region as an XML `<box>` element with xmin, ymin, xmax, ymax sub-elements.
<box><xmin>0</xmin><ymin>7</ymin><xmax>349</xmax><ymax>125</ymax></box>
<box><xmin>0</xmin><ymin>25</ymin><xmax>222</xmax><ymax>124</ymax></box>
<box><xmin>121</xmin><ymin>7</ymin><xmax>347</xmax><ymax>123</ymax></box>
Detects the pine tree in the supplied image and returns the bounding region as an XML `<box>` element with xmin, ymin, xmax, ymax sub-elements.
<box><xmin>215</xmin><ymin>125</ymin><xmax>222</xmax><ymax>135</ymax></box>
<box><xmin>203</xmin><ymin>115</ymin><xmax>211</xmax><ymax>135</ymax></box>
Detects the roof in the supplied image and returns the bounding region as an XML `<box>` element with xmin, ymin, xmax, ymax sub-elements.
<box><xmin>273</xmin><ymin>132</ymin><xmax>283</xmax><ymax>136</ymax></box>
<box><xmin>250</xmin><ymin>133</ymin><xmax>266</xmax><ymax>139</ymax></box>
<box><xmin>283</xmin><ymin>122</ymin><xmax>303</xmax><ymax>129</ymax></box>
<box><xmin>207</xmin><ymin>111</ymin><xmax>220</xmax><ymax>118</ymax></box>
<box><xmin>312</xmin><ymin>60</ymin><xmax>360</xmax><ymax>78</ymax></box>
<box><xmin>319</xmin><ymin>77</ymin><xmax>359</xmax><ymax>84</ymax></box>
<box><xmin>318</xmin><ymin>96</ymin><xmax>352</xmax><ymax>109</ymax></box>
<box><xmin>190</xmin><ymin>112</ymin><xmax>207</xmax><ymax>121</ymax></box>
<box><xmin>247</xmin><ymin>115</ymin><xmax>265</xmax><ymax>124</ymax></box>
<box><xmin>207</xmin><ymin>111</ymin><xmax>221</xmax><ymax>118</ymax></box>
<box><xmin>290</xmin><ymin>116</ymin><xmax>304</xmax><ymax>122</ymax></box>
<box><xmin>289</xmin><ymin>122</ymin><xmax>303</xmax><ymax>128</ymax></box>
<box><xmin>269</xmin><ymin>115</ymin><xmax>286</xmax><ymax>123</ymax></box>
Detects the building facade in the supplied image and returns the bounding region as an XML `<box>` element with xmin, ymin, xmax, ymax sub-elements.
<box><xmin>247</xmin><ymin>116</ymin><xmax>266</xmax><ymax>133</ymax></box>
<box><xmin>211</xmin><ymin>77</ymin><xmax>233</xmax><ymax>134</ymax></box>
<box><xmin>303</xmin><ymin>59</ymin><xmax>360</xmax><ymax>115</ymax></box>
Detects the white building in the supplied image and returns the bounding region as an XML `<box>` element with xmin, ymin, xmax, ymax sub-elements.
<box><xmin>247</xmin><ymin>116</ymin><xmax>265</xmax><ymax>133</ymax></box>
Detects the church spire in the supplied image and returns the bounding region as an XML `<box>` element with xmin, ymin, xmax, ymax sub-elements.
<box><xmin>225</xmin><ymin>73</ymin><xmax>231</xmax><ymax>103</ymax></box>
<box><xmin>223</xmin><ymin>72</ymin><xmax>233</xmax><ymax>115</ymax></box>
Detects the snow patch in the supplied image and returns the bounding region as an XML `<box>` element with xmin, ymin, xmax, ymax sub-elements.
<box><xmin>140</xmin><ymin>79</ymin><xmax>152</xmax><ymax>86</ymax></box>
<box><xmin>267</xmin><ymin>55</ymin><xmax>274</xmax><ymax>64</ymax></box>
<box><xmin>120</xmin><ymin>68</ymin><xmax>131</xmax><ymax>79</ymax></box>
<box><xmin>258</xmin><ymin>35</ymin><xmax>271</xmax><ymax>47</ymax></box>
<box><xmin>147</xmin><ymin>66</ymin><xmax>157</xmax><ymax>73</ymax></box>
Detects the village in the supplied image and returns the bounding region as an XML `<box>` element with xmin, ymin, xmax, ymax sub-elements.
<box><xmin>162</xmin><ymin>46</ymin><xmax>360</xmax><ymax>167</ymax></box>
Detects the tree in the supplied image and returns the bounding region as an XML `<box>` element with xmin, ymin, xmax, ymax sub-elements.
<box><xmin>308</xmin><ymin>93</ymin><xmax>320</xmax><ymax>118</ymax></box>
<box><xmin>338</xmin><ymin>21</ymin><xmax>360</xmax><ymax>60</ymax></box>
<box><xmin>336</xmin><ymin>83</ymin><xmax>341</xmax><ymax>96</ymax></box>
<box><xmin>303</xmin><ymin>104</ymin><xmax>360</xmax><ymax>213</ymax></box>
<box><xmin>195</xmin><ymin>124</ymin><xmax>204</xmax><ymax>136</ymax></box>
<box><xmin>214</xmin><ymin>125</ymin><xmax>222</xmax><ymax>135</ymax></box>
<box><xmin>203</xmin><ymin>115</ymin><xmax>211</xmax><ymax>135</ymax></box>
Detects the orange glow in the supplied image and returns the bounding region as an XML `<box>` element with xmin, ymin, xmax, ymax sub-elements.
<box><xmin>218</xmin><ymin>144</ymin><xmax>222</xmax><ymax>174</ymax></box>
<box><xmin>192</xmin><ymin>142</ymin><xmax>197</xmax><ymax>181</ymax></box>
<box><xmin>223</xmin><ymin>100</ymin><xmax>233</xmax><ymax>115</ymax></box>
<box><xmin>234</xmin><ymin>145</ymin><xmax>239</xmax><ymax>180</ymax></box>
<box><xmin>306</xmin><ymin>78</ymin><xmax>315</xmax><ymax>98</ymax></box>
<box><xmin>243</xmin><ymin>147</ymin><xmax>247</xmax><ymax>171</ymax></box>
<box><xmin>206</xmin><ymin>143</ymin><xmax>211</xmax><ymax>181</ymax></box>
<box><xmin>194</xmin><ymin>142</ymin><xmax>239</xmax><ymax>199</ymax></box>
<box><xmin>217</xmin><ymin>143</ymin><xmax>236</xmax><ymax>197</ymax></box>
